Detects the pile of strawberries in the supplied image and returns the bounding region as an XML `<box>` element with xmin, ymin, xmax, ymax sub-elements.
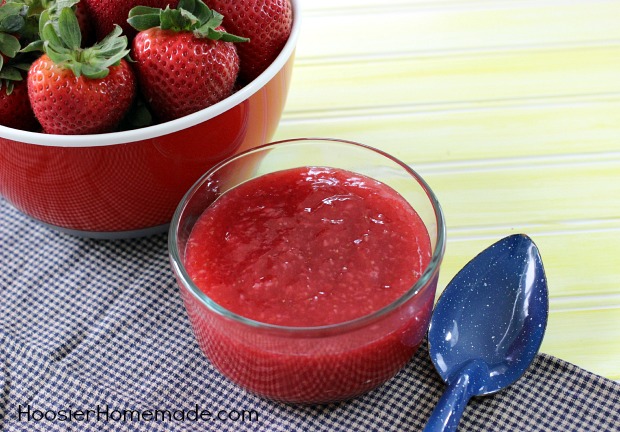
<box><xmin>0</xmin><ymin>0</ymin><xmax>292</xmax><ymax>135</ymax></box>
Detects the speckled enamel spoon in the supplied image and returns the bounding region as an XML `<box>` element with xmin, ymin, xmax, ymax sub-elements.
<box><xmin>423</xmin><ymin>234</ymin><xmax>548</xmax><ymax>432</ymax></box>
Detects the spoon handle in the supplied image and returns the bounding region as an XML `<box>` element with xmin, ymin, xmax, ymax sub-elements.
<box><xmin>423</xmin><ymin>361</ymin><xmax>485</xmax><ymax>432</ymax></box>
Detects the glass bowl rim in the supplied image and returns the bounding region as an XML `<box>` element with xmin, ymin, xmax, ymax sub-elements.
<box><xmin>168</xmin><ymin>137</ymin><xmax>447</xmax><ymax>335</ymax></box>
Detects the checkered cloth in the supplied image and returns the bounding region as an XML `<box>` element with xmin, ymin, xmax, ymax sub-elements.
<box><xmin>1</xmin><ymin>197</ymin><xmax>619</xmax><ymax>432</ymax></box>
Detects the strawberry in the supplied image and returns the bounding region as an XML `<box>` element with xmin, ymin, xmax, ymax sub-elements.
<box><xmin>82</xmin><ymin>0</ymin><xmax>179</xmax><ymax>42</ymax></box>
<box><xmin>128</xmin><ymin>0</ymin><xmax>247</xmax><ymax>122</ymax></box>
<box><xmin>0</xmin><ymin>0</ymin><xmax>38</xmax><ymax>130</ymax></box>
<box><xmin>204</xmin><ymin>0</ymin><xmax>292</xmax><ymax>83</ymax></box>
<box><xmin>26</xmin><ymin>7</ymin><xmax>136</xmax><ymax>134</ymax></box>
<box><xmin>0</xmin><ymin>75</ymin><xmax>38</xmax><ymax>130</ymax></box>
<box><xmin>73</xmin><ymin>0</ymin><xmax>94</xmax><ymax>46</ymax></box>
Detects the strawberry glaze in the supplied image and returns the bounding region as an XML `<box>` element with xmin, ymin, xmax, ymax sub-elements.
<box><xmin>181</xmin><ymin>165</ymin><xmax>437</xmax><ymax>403</ymax></box>
<box><xmin>185</xmin><ymin>166</ymin><xmax>432</xmax><ymax>327</ymax></box>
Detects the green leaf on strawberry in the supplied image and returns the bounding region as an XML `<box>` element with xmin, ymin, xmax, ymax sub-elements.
<box><xmin>0</xmin><ymin>63</ymin><xmax>20</xmax><ymax>82</ymax></box>
<box><xmin>0</xmin><ymin>12</ymin><xmax>25</xmax><ymax>34</ymax></box>
<box><xmin>0</xmin><ymin>1</ymin><xmax>32</xmax><ymax>94</ymax></box>
<box><xmin>1</xmin><ymin>49</ymin><xmax>41</xmax><ymax>94</ymax></box>
<box><xmin>1</xmin><ymin>0</ymin><xmax>61</xmax><ymax>45</ymax></box>
<box><xmin>0</xmin><ymin>32</ymin><xmax>20</xmax><ymax>57</ymax></box>
<box><xmin>28</xmin><ymin>6</ymin><xmax>130</xmax><ymax>79</ymax></box>
<box><xmin>0</xmin><ymin>2</ymin><xmax>25</xmax><ymax>60</ymax></box>
<box><xmin>128</xmin><ymin>0</ymin><xmax>249</xmax><ymax>43</ymax></box>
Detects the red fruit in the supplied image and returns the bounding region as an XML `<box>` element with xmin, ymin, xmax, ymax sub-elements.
<box><xmin>205</xmin><ymin>0</ymin><xmax>292</xmax><ymax>82</ymax></box>
<box><xmin>128</xmin><ymin>2</ymin><xmax>246</xmax><ymax>122</ymax></box>
<box><xmin>26</xmin><ymin>8</ymin><xmax>135</xmax><ymax>134</ymax></box>
<box><xmin>132</xmin><ymin>28</ymin><xmax>239</xmax><ymax>122</ymax></box>
<box><xmin>74</xmin><ymin>1</ymin><xmax>95</xmax><ymax>46</ymax></box>
<box><xmin>28</xmin><ymin>55</ymin><xmax>136</xmax><ymax>134</ymax></box>
<box><xmin>82</xmin><ymin>0</ymin><xmax>179</xmax><ymax>41</ymax></box>
<box><xmin>0</xmin><ymin>1</ymin><xmax>38</xmax><ymax>130</ymax></box>
<box><xmin>0</xmin><ymin>79</ymin><xmax>39</xmax><ymax>131</ymax></box>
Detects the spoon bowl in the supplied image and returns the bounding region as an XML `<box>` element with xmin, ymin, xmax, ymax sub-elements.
<box><xmin>424</xmin><ymin>234</ymin><xmax>548</xmax><ymax>431</ymax></box>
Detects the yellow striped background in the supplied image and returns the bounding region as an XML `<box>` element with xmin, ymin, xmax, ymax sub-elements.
<box><xmin>274</xmin><ymin>0</ymin><xmax>620</xmax><ymax>380</ymax></box>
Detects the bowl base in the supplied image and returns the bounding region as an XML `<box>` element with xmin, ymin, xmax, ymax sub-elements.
<box><xmin>36</xmin><ymin>219</ymin><xmax>169</xmax><ymax>239</ymax></box>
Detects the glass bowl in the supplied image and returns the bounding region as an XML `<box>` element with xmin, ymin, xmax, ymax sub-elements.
<box><xmin>169</xmin><ymin>138</ymin><xmax>446</xmax><ymax>404</ymax></box>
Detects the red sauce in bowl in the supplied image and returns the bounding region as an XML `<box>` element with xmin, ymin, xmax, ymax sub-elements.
<box><xmin>182</xmin><ymin>166</ymin><xmax>436</xmax><ymax>402</ymax></box>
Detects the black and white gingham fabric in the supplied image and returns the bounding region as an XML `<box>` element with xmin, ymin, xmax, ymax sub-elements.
<box><xmin>1</xmin><ymin>196</ymin><xmax>619</xmax><ymax>432</ymax></box>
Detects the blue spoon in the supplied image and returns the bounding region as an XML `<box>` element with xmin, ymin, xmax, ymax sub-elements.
<box><xmin>423</xmin><ymin>234</ymin><xmax>548</xmax><ymax>432</ymax></box>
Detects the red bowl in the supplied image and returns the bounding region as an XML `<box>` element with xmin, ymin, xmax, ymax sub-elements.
<box><xmin>0</xmin><ymin>0</ymin><xmax>300</xmax><ymax>238</ymax></box>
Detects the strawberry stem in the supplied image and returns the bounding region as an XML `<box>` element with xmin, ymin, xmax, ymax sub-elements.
<box><xmin>26</xmin><ymin>6</ymin><xmax>130</xmax><ymax>79</ymax></box>
<box><xmin>128</xmin><ymin>0</ymin><xmax>249</xmax><ymax>43</ymax></box>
